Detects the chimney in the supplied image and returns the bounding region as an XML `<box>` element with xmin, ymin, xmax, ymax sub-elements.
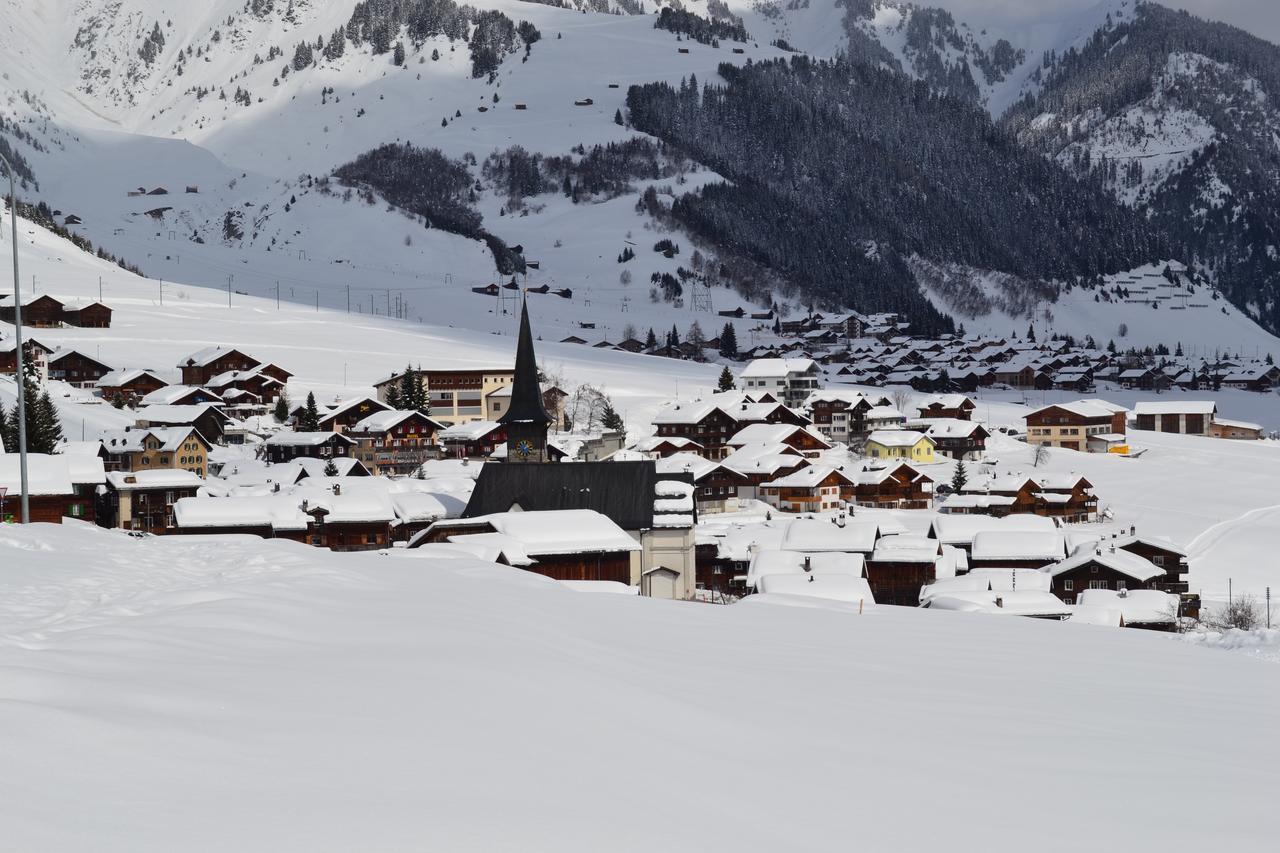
<box><xmin>803</xmin><ymin>556</ymin><xmax>812</xmax><ymax>573</ymax></box>
<box><xmin>1130</xmin><ymin>524</ymin><xmax>1136</xmax><ymax>536</ymax></box>
<box><xmin>332</xmin><ymin>484</ymin><xmax>341</xmax><ymax>496</ymax></box>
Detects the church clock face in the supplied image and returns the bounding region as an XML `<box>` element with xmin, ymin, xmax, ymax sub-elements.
<box><xmin>515</xmin><ymin>439</ymin><xmax>535</xmax><ymax>459</ymax></box>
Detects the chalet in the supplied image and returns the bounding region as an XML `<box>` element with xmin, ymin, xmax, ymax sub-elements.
<box><xmin>135</xmin><ymin>404</ymin><xmax>231</xmax><ymax>446</ymax></box>
<box><xmin>263</xmin><ymin>431</ymin><xmax>357</xmax><ymax>465</ymax></box>
<box><xmin>0</xmin><ymin>453</ymin><xmax>103</xmax><ymax>524</ymax></box>
<box><xmin>1133</xmin><ymin>401</ymin><xmax>1215</xmax><ymax>435</ymax></box>
<box><xmin>746</xmin><ymin>551</ymin><xmax>876</xmax><ymax>605</ymax></box>
<box><xmin>47</xmin><ymin>349</ymin><xmax>112</xmax><ymax>388</ymax></box>
<box><xmin>759</xmin><ymin>466</ymin><xmax>853</xmax><ymax>513</ymax></box>
<box><xmin>655</xmin><ymin>452</ymin><xmax>748</xmax><ymax>515</ymax></box>
<box><xmin>316</xmin><ymin>397</ymin><xmax>390</xmax><ymax>433</ymax></box>
<box><xmin>1220</xmin><ymin>365</ymin><xmax>1280</xmax><ymax>391</ymax></box>
<box><xmin>172</xmin><ymin>495</ymin><xmax>308</xmax><ymax>543</ymax></box>
<box><xmin>414</xmin><ymin>509</ymin><xmax>641</xmax><ymax>585</ymax></box>
<box><xmin>295</xmin><ymin>482</ymin><xmax>396</xmax><ymax>551</ymax></box>
<box><xmin>205</xmin><ymin>363</ymin><xmax>291</xmax><ymax>404</ymax></box>
<box><xmin>926</xmin><ymin>513</ymin><xmax>1058</xmax><ymax>557</ymax></box>
<box><xmin>847</xmin><ymin>462</ymin><xmax>933</xmax><ymax>510</ymax></box>
<box><xmin>1025</xmin><ymin>400</ymin><xmax>1127</xmax><ymax>452</ymax></box>
<box><xmin>865</xmin><ymin>535</ymin><xmax>941</xmax><ymax>606</ymax></box>
<box><xmin>438</xmin><ymin>420</ymin><xmax>506</xmax><ymax>458</ymax></box>
<box><xmin>916</xmin><ymin>394</ymin><xmax>975</xmax><ymax>420</ymax></box>
<box><xmin>738</xmin><ymin>358</ymin><xmax>820</xmax><ymax>407</ymax></box>
<box><xmin>919</xmin><ymin>419</ymin><xmax>989</xmax><ymax>460</ymax></box>
<box><xmin>1074</xmin><ymin>589</ymin><xmax>1181</xmax><ymax>630</ymax></box>
<box><xmin>177</xmin><ymin>347</ymin><xmax>262</xmax><ymax>387</ymax></box>
<box><xmin>806</xmin><ymin>391</ymin><xmax>875</xmax><ymax>443</ymax></box>
<box><xmin>0</xmin><ymin>294</ymin><xmax>64</xmax><ymax>327</ymax></box>
<box><xmin>864</xmin><ymin>430</ymin><xmax>935</xmax><ymax>464</ymax></box>
<box><xmin>62</xmin><ymin>302</ymin><xmax>113</xmax><ymax>328</ymax></box>
<box><xmin>720</xmin><ymin>445</ymin><xmax>809</xmax><ymax>500</ymax></box>
<box><xmin>102</xmin><ymin>469</ymin><xmax>204</xmax><ymax>534</ymax></box>
<box><xmin>726</xmin><ymin>423</ymin><xmax>831</xmax><ymax>458</ymax></box>
<box><xmin>0</xmin><ymin>337</ymin><xmax>52</xmax><ymax>382</ymax></box>
<box><xmin>96</xmin><ymin>368</ymin><xmax>168</xmax><ymax>404</ymax></box>
<box><xmin>100</xmin><ymin>426</ymin><xmax>212</xmax><ymax>477</ymax></box>
<box><xmin>348</xmin><ymin>409</ymin><xmax>445</xmax><ymax>475</ymax></box>
<box><xmin>1048</xmin><ymin>545</ymin><xmax>1167</xmax><ymax>605</ymax></box>
<box><xmin>948</xmin><ymin>474</ymin><xmax>1097</xmax><ymax>522</ymax></box>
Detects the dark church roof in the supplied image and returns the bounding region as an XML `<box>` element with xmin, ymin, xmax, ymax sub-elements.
<box><xmin>499</xmin><ymin>300</ymin><xmax>552</xmax><ymax>426</ymax></box>
<box><xmin>463</xmin><ymin>461</ymin><xmax>690</xmax><ymax>531</ymax></box>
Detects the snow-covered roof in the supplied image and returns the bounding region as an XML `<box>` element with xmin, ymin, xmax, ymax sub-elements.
<box><xmin>100</xmin><ymin>426</ymin><xmax>204</xmax><ymax>453</ymax></box>
<box><xmin>867</xmin><ymin>429</ymin><xmax>932</xmax><ymax>448</ymax></box>
<box><xmin>654</xmin><ymin>452</ymin><xmax>721</xmax><ymax>481</ymax></box>
<box><xmin>761</xmin><ymin>465</ymin><xmax>851</xmax><ymax>490</ymax></box>
<box><xmin>870</xmin><ymin>535</ymin><xmax>940</xmax><ymax>563</ymax></box>
<box><xmin>265</xmin><ymin>431</ymin><xmax>353</xmax><ymax>447</ymax></box>
<box><xmin>1133</xmin><ymin>401</ymin><xmax>1216</xmax><ymax>416</ymax></box>
<box><xmin>755</xmin><ymin>573</ymin><xmax>876</xmax><ymax>605</ymax></box>
<box><xmin>135</xmin><ymin>404</ymin><xmax>223</xmax><ymax>424</ymax></box>
<box><xmin>469</xmin><ymin>509</ymin><xmax>641</xmax><ymax>556</ymax></box>
<box><xmin>970</xmin><ymin>531</ymin><xmax>1067</xmax><ymax>561</ymax></box>
<box><xmin>1026</xmin><ymin>400</ymin><xmax>1122</xmax><ymax>420</ymax></box>
<box><xmin>740</xmin><ymin>357</ymin><xmax>817</xmax><ymax>378</ymax></box>
<box><xmin>929</xmin><ymin>513</ymin><xmax>1057</xmax><ymax>546</ymax></box>
<box><xmin>179</xmin><ymin>345</ymin><xmax>257</xmax><ymax>368</ymax></box>
<box><xmin>1076</xmin><ymin>589</ymin><xmax>1177</xmax><ymax>624</ymax></box>
<box><xmin>925</xmin><ymin>589</ymin><xmax>1069</xmax><ymax>617</ymax></box>
<box><xmin>351</xmin><ymin>409</ymin><xmax>439</xmax><ymax>434</ymax></box>
<box><xmin>727</xmin><ymin>423</ymin><xmax>828</xmax><ymax>449</ymax></box>
<box><xmin>106</xmin><ymin>469</ymin><xmax>205</xmax><ymax>490</ymax></box>
<box><xmin>140</xmin><ymin>385</ymin><xmax>222</xmax><ymax>405</ymax></box>
<box><xmin>439</xmin><ymin>420</ymin><xmax>502</xmax><ymax>441</ymax></box>
<box><xmin>173</xmin><ymin>495</ymin><xmax>309</xmax><ymax>531</ymax></box>
<box><xmin>1212</xmin><ymin>417</ymin><xmax>1262</xmax><ymax>431</ymax></box>
<box><xmin>780</xmin><ymin>518</ymin><xmax>879</xmax><ymax>553</ymax></box>
<box><xmin>97</xmin><ymin>368</ymin><xmax>167</xmax><ymax>387</ymax></box>
<box><xmin>0</xmin><ymin>453</ymin><xmax>84</xmax><ymax>495</ymax></box>
<box><xmin>747</xmin><ymin>549</ymin><xmax>867</xmax><ymax>587</ymax></box>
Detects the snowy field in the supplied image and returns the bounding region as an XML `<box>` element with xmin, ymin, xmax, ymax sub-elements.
<box><xmin>1</xmin><ymin>522</ymin><xmax>1277</xmax><ymax>852</ymax></box>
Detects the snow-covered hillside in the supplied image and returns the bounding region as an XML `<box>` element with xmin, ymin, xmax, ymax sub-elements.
<box><xmin>1</xmin><ymin>521</ymin><xmax>1276</xmax><ymax>851</ymax></box>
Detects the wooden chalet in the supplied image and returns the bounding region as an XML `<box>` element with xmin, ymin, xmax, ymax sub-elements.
<box><xmin>134</xmin><ymin>405</ymin><xmax>231</xmax><ymax>447</ymax></box>
<box><xmin>316</xmin><ymin>397</ymin><xmax>391</xmax><ymax>433</ymax></box>
<box><xmin>438</xmin><ymin>420</ymin><xmax>506</xmax><ymax>458</ymax></box>
<box><xmin>916</xmin><ymin>394</ymin><xmax>975</xmax><ymax>420</ymax></box>
<box><xmin>48</xmin><ymin>349</ymin><xmax>112</xmax><ymax>387</ymax></box>
<box><xmin>0</xmin><ymin>294</ymin><xmax>65</xmax><ymax>327</ymax></box>
<box><xmin>63</xmin><ymin>302</ymin><xmax>113</xmax><ymax>328</ymax></box>
<box><xmin>865</xmin><ymin>536</ymin><xmax>940</xmax><ymax>606</ymax></box>
<box><xmin>97</xmin><ymin>369</ymin><xmax>168</xmax><ymax>404</ymax></box>
<box><xmin>759</xmin><ymin>466</ymin><xmax>852</xmax><ymax>513</ymax></box>
<box><xmin>178</xmin><ymin>346</ymin><xmax>262</xmax><ymax>387</ymax></box>
<box><xmin>0</xmin><ymin>453</ymin><xmax>103</xmax><ymax>524</ymax></box>
<box><xmin>102</xmin><ymin>470</ymin><xmax>204</xmax><ymax>534</ymax></box>
<box><xmin>263</xmin><ymin>431</ymin><xmax>357</xmax><ymax>465</ymax></box>
<box><xmin>348</xmin><ymin>409</ymin><xmax>445</xmax><ymax>475</ymax></box>
<box><xmin>846</xmin><ymin>462</ymin><xmax>933</xmax><ymax>509</ymax></box>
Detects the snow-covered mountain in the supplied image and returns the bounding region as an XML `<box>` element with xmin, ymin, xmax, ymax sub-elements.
<box><xmin>2</xmin><ymin>0</ymin><xmax>1280</xmax><ymax>348</ymax></box>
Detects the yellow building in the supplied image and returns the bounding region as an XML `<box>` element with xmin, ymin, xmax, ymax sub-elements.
<box><xmin>864</xmin><ymin>430</ymin><xmax>936</xmax><ymax>464</ymax></box>
<box><xmin>100</xmin><ymin>427</ymin><xmax>212</xmax><ymax>478</ymax></box>
<box><xmin>375</xmin><ymin>369</ymin><xmax>514</xmax><ymax>425</ymax></box>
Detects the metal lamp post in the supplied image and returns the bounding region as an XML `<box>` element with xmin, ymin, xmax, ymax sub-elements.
<box><xmin>1</xmin><ymin>150</ymin><xmax>30</xmax><ymax>523</ymax></box>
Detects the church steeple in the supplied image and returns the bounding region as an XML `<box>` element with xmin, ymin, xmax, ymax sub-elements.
<box><xmin>500</xmin><ymin>299</ymin><xmax>552</xmax><ymax>462</ymax></box>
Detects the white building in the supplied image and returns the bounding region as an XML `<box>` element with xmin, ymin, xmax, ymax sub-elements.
<box><xmin>738</xmin><ymin>358</ymin><xmax>820</xmax><ymax>407</ymax></box>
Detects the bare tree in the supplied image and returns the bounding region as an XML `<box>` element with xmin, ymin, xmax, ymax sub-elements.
<box><xmin>565</xmin><ymin>383</ymin><xmax>608</xmax><ymax>433</ymax></box>
<box><xmin>1032</xmin><ymin>442</ymin><xmax>1050</xmax><ymax>467</ymax></box>
<box><xmin>890</xmin><ymin>388</ymin><xmax>912</xmax><ymax>414</ymax></box>
<box><xmin>1209</xmin><ymin>595</ymin><xmax>1261</xmax><ymax>631</ymax></box>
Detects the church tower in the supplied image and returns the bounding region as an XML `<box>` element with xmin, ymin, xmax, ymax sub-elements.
<box><xmin>500</xmin><ymin>299</ymin><xmax>552</xmax><ymax>463</ymax></box>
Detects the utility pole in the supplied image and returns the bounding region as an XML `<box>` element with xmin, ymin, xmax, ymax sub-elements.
<box><xmin>159</xmin><ymin>277</ymin><xmax>164</xmax><ymax>305</ymax></box>
<box><xmin>314</xmin><ymin>290</ymin><xmax>318</xmax><ymax>312</ymax></box>
<box><xmin>346</xmin><ymin>284</ymin><xmax>350</xmax><ymax>313</ymax></box>
<box><xmin>227</xmin><ymin>274</ymin><xmax>233</xmax><ymax>308</ymax></box>
<box><xmin>1</xmin><ymin>150</ymin><xmax>31</xmax><ymax>522</ymax></box>
<box><xmin>386</xmin><ymin>288</ymin><xmax>391</xmax><ymax>317</ymax></box>
<box><xmin>98</xmin><ymin>276</ymin><xmax>102</xmax><ymax>301</ymax></box>
<box><xmin>275</xmin><ymin>281</ymin><xmax>280</xmax><ymax>309</ymax></box>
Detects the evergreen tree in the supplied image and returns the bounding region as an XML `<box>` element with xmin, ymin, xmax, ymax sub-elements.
<box><xmin>1175</xmin><ymin>341</ymin><xmax>1184</xmax><ymax>357</ymax></box>
<box><xmin>1026</xmin><ymin>324</ymin><xmax>1036</xmax><ymax>342</ymax></box>
<box><xmin>300</xmin><ymin>392</ymin><xmax>322</xmax><ymax>431</ymax></box>
<box><xmin>717</xmin><ymin>365</ymin><xmax>735</xmax><ymax>392</ymax></box>
<box><xmin>397</xmin><ymin>365</ymin><xmax>419</xmax><ymax>411</ymax></box>
<box><xmin>719</xmin><ymin>322</ymin><xmax>738</xmax><ymax>357</ymax></box>
<box><xmin>1107</xmin><ymin>339</ymin><xmax>1117</xmax><ymax>354</ymax></box>
<box><xmin>614</xmin><ymin>108</ymin><xmax>624</xmax><ymax>126</ymax></box>
<box><xmin>33</xmin><ymin>391</ymin><xmax>63</xmax><ymax>454</ymax></box>
<box><xmin>669</xmin><ymin>324</ymin><xmax>680</xmax><ymax>347</ymax></box>
<box><xmin>686</xmin><ymin>321</ymin><xmax>706</xmax><ymax>359</ymax></box>
<box><xmin>0</xmin><ymin>401</ymin><xmax>10</xmax><ymax>453</ymax></box>
<box><xmin>645</xmin><ymin>328</ymin><xmax>658</xmax><ymax>349</ymax></box>
<box><xmin>950</xmin><ymin>460</ymin><xmax>968</xmax><ymax>492</ymax></box>
<box><xmin>385</xmin><ymin>382</ymin><xmax>403</xmax><ymax>410</ymax></box>
<box><xmin>600</xmin><ymin>400</ymin><xmax>625</xmax><ymax>432</ymax></box>
<box><xmin>323</xmin><ymin>458</ymin><xmax>340</xmax><ymax>477</ymax></box>
<box><xmin>273</xmin><ymin>391</ymin><xmax>290</xmax><ymax>423</ymax></box>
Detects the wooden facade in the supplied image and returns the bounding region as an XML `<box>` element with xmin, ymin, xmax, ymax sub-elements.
<box><xmin>48</xmin><ymin>350</ymin><xmax>112</xmax><ymax>387</ymax></box>
<box><xmin>846</xmin><ymin>464</ymin><xmax>933</xmax><ymax>510</ymax></box>
<box><xmin>180</xmin><ymin>349</ymin><xmax>260</xmax><ymax>386</ymax></box>
<box><xmin>864</xmin><ymin>560</ymin><xmax>935</xmax><ymax>606</ymax></box>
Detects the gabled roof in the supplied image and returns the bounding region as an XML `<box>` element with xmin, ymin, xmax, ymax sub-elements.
<box><xmin>351</xmin><ymin>409</ymin><xmax>444</xmax><ymax>434</ymax></box>
<box><xmin>761</xmin><ymin>465</ymin><xmax>852</xmax><ymax>490</ymax></box>
<box><xmin>1133</xmin><ymin>400</ymin><xmax>1216</xmax><ymax>416</ymax></box>
<box><xmin>179</xmin><ymin>346</ymin><xmax>259</xmax><ymax>369</ymax></box>
<box><xmin>866</xmin><ymin>429</ymin><xmax>933</xmax><ymax>448</ymax></box>
<box><xmin>1050</xmin><ymin>547</ymin><xmax>1165</xmax><ymax>582</ymax></box>
<box><xmin>463</xmin><ymin>460</ymin><xmax>673</xmax><ymax>531</ymax></box>
<box><xmin>265</xmin><ymin>431</ymin><xmax>356</xmax><ymax>447</ymax></box>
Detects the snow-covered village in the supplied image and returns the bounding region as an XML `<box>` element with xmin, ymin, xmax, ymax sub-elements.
<box><xmin>3</xmin><ymin>0</ymin><xmax>1280</xmax><ymax>850</ymax></box>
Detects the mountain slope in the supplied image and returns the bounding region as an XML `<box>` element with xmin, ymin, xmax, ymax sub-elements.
<box><xmin>1004</xmin><ymin>1</ymin><xmax>1280</xmax><ymax>336</ymax></box>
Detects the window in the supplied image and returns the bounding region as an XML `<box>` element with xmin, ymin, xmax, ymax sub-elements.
<box><xmin>1089</xmin><ymin>580</ymin><xmax>1109</xmax><ymax>590</ymax></box>
<box><xmin>1063</xmin><ymin>580</ymin><xmax>1073</xmax><ymax>591</ymax></box>
<box><xmin>1151</xmin><ymin>555</ymin><xmax>1165</xmax><ymax>567</ymax></box>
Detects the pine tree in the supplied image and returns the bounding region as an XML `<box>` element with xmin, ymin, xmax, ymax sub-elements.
<box><xmin>385</xmin><ymin>382</ymin><xmax>403</xmax><ymax>410</ymax></box>
<box><xmin>719</xmin><ymin>322</ymin><xmax>738</xmax><ymax>358</ymax></box>
<box><xmin>717</xmin><ymin>365</ymin><xmax>735</xmax><ymax>391</ymax></box>
<box><xmin>300</xmin><ymin>392</ymin><xmax>321</xmax><ymax>431</ymax></box>
<box><xmin>0</xmin><ymin>401</ymin><xmax>10</xmax><ymax>453</ymax></box>
<box><xmin>323</xmin><ymin>458</ymin><xmax>340</xmax><ymax>477</ymax></box>
<box><xmin>645</xmin><ymin>328</ymin><xmax>658</xmax><ymax>349</ymax></box>
<box><xmin>273</xmin><ymin>391</ymin><xmax>290</xmax><ymax>423</ymax></box>
<box><xmin>669</xmin><ymin>324</ymin><xmax>680</xmax><ymax>347</ymax></box>
<box><xmin>33</xmin><ymin>391</ymin><xmax>63</xmax><ymax>454</ymax></box>
<box><xmin>614</xmin><ymin>108</ymin><xmax>624</xmax><ymax>126</ymax></box>
<box><xmin>397</xmin><ymin>365</ymin><xmax>419</xmax><ymax>411</ymax></box>
<box><xmin>1026</xmin><ymin>324</ymin><xmax>1036</xmax><ymax>342</ymax></box>
<box><xmin>950</xmin><ymin>459</ymin><xmax>968</xmax><ymax>492</ymax></box>
<box><xmin>601</xmin><ymin>400</ymin><xmax>625</xmax><ymax>432</ymax></box>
